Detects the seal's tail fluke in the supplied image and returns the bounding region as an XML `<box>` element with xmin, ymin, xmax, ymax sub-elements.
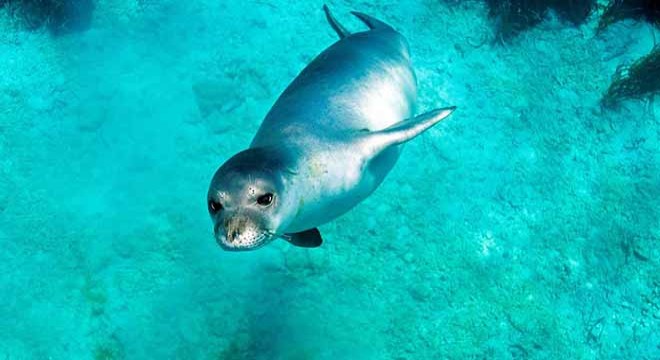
<box><xmin>350</xmin><ymin>11</ymin><xmax>393</xmax><ymax>31</ymax></box>
<box><xmin>323</xmin><ymin>4</ymin><xmax>350</xmax><ymax>39</ymax></box>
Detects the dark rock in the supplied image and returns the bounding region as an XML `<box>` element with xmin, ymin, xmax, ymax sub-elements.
<box><xmin>4</xmin><ymin>0</ymin><xmax>95</xmax><ymax>35</ymax></box>
<box><xmin>483</xmin><ymin>0</ymin><xmax>596</xmax><ymax>40</ymax></box>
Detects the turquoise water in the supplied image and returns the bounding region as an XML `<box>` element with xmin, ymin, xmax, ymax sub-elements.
<box><xmin>1</xmin><ymin>1</ymin><xmax>659</xmax><ymax>359</ymax></box>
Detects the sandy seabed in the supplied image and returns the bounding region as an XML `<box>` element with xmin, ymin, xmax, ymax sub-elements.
<box><xmin>0</xmin><ymin>1</ymin><xmax>658</xmax><ymax>359</ymax></box>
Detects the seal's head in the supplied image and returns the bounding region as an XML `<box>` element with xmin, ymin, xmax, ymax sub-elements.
<box><xmin>207</xmin><ymin>147</ymin><xmax>296</xmax><ymax>251</ymax></box>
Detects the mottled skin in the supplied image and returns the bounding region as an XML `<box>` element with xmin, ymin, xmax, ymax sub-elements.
<box><xmin>207</xmin><ymin>9</ymin><xmax>454</xmax><ymax>251</ymax></box>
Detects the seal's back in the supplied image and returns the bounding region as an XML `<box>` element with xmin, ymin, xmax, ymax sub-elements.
<box><xmin>251</xmin><ymin>11</ymin><xmax>417</xmax><ymax>148</ymax></box>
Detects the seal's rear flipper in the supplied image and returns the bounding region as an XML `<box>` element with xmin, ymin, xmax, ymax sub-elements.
<box><xmin>323</xmin><ymin>5</ymin><xmax>350</xmax><ymax>39</ymax></box>
<box><xmin>283</xmin><ymin>228</ymin><xmax>323</xmax><ymax>248</ymax></box>
<box><xmin>360</xmin><ymin>106</ymin><xmax>456</xmax><ymax>156</ymax></box>
<box><xmin>350</xmin><ymin>11</ymin><xmax>393</xmax><ymax>31</ymax></box>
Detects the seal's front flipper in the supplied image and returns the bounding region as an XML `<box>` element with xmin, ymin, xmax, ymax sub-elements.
<box><xmin>283</xmin><ymin>228</ymin><xmax>323</xmax><ymax>248</ymax></box>
<box><xmin>361</xmin><ymin>106</ymin><xmax>456</xmax><ymax>156</ymax></box>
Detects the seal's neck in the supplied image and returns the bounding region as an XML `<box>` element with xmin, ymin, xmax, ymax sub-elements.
<box><xmin>240</xmin><ymin>146</ymin><xmax>301</xmax><ymax>232</ymax></box>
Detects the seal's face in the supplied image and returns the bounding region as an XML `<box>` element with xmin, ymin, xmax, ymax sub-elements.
<box><xmin>207</xmin><ymin>148</ymin><xmax>293</xmax><ymax>251</ymax></box>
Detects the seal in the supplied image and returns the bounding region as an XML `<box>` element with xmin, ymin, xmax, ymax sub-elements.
<box><xmin>207</xmin><ymin>6</ymin><xmax>456</xmax><ymax>251</ymax></box>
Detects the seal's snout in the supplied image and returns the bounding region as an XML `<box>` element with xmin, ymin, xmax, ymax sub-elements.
<box><xmin>214</xmin><ymin>215</ymin><xmax>273</xmax><ymax>251</ymax></box>
<box><xmin>227</xmin><ymin>229</ymin><xmax>239</xmax><ymax>243</ymax></box>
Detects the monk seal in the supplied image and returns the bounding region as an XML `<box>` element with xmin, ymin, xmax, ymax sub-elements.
<box><xmin>207</xmin><ymin>6</ymin><xmax>456</xmax><ymax>251</ymax></box>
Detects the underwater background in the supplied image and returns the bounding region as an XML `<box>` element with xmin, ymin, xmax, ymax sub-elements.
<box><xmin>1</xmin><ymin>0</ymin><xmax>659</xmax><ymax>359</ymax></box>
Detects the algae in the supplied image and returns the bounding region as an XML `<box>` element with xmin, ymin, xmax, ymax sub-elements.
<box><xmin>484</xmin><ymin>0</ymin><xmax>596</xmax><ymax>39</ymax></box>
<box><xmin>598</xmin><ymin>0</ymin><xmax>660</xmax><ymax>33</ymax></box>
<box><xmin>602</xmin><ymin>45</ymin><xmax>660</xmax><ymax>107</ymax></box>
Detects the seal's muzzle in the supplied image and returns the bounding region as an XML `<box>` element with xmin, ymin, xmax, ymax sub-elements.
<box><xmin>214</xmin><ymin>216</ymin><xmax>273</xmax><ymax>251</ymax></box>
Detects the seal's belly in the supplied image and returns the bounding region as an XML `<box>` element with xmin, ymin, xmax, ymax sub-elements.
<box><xmin>284</xmin><ymin>143</ymin><xmax>400</xmax><ymax>233</ymax></box>
<box><xmin>327</xmin><ymin>59</ymin><xmax>416</xmax><ymax>132</ymax></box>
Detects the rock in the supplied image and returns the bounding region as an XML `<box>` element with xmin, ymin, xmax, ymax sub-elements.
<box><xmin>192</xmin><ymin>79</ymin><xmax>243</xmax><ymax>118</ymax></box>
<box><xmin>26</xmin><ymin>94</ymin><xmax>52</xmax><ymax>112</ymax></box>
<box><xmin>409</xmin><ymin>284</ymin><xmax>432</xmax><ymax>302</ymax></box>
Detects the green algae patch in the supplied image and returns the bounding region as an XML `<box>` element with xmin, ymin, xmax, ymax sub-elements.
<box><xmin>93</xmin><ymin>337</ymin><xmax>124</xmax><ymax>360</ymax></box>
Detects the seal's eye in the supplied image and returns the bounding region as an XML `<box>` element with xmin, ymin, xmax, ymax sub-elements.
<box><xmin>208</xmin><ymin>199</ymin><xmax>222</xmax><ymax>213</ymax></box>
<box><xmin>257</xmin><ymin>193</ymin><xmax>274</xmax><ymax>206</ymax></box>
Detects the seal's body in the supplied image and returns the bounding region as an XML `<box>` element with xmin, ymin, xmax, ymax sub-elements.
<box><xmin>208</xmin><ymin>7</ymin><xmax>455</xmax><ymax>251</ymax></box>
